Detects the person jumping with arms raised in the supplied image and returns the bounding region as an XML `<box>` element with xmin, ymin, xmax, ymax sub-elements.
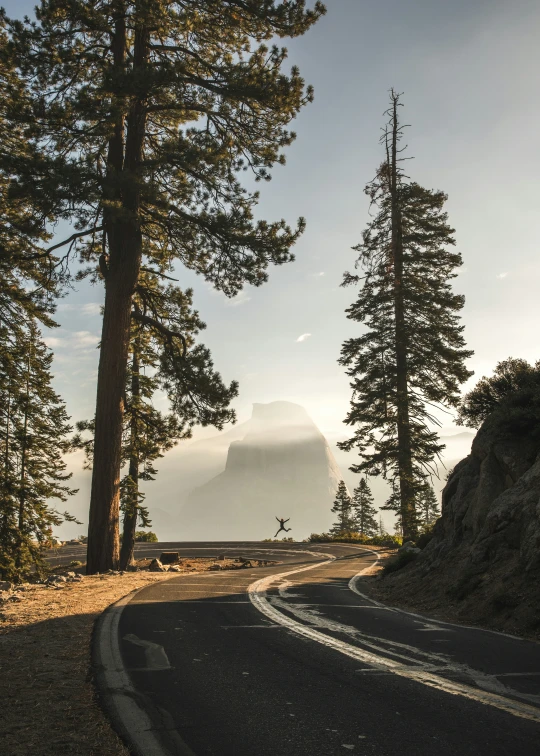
<box><xmin>274</xmin><ymin>517</ymin><xmax>292</xmax><ymax>538</ymax></box>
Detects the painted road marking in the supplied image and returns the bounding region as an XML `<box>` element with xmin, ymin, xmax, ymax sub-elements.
<box><xmin>415</xmin><ymin>622</ymin><xmax>455</xmax><ymax>632</ymax></box>
<box><xmin>221</xmin><ymin>625</ymin><xmax>282</xmax><ymax>629</ymax></box>
<box><xmin>348</xmin><ymin>557</ymin><xmax>528</xmax><ymax>642</ymax></box>
<box><xmin>134</xmin><ymin>599</ymin><xmax>251</xmax><ymax>604</ymax></box>
<box><xmin>248</xmin><ymin>554</ymin><xmax>540</xmax><ymax>723</ymax></box>
<box><xmin>123</xmin><ymin>633</ymin><xmax>171</xmax><ymax>671</ymax></box>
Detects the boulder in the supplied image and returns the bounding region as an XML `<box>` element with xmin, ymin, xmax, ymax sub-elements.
<box><xmin>46</xmin><ymin>574</ymin><xmax>67</xmax><ymax>584</ymax></box>
<box><xmin>423</xmin><ymin>412</ymin><xmax>540</xmax><ymax>574</ymax></box>
<box><xmin>148</xmin><ymin>558</ymin><xmax>166</xmax><ymax>572</ymax></box>
<box><xmin>0</xmin><ymin>581</ymin><xmax>12</xmax><ymax>592</ymax></box>
<box><xmin>398</xmin><ymin>541</ymin><xmax>416</xmax><ymax>552</ymax></box>
<box><xmin>160</xmin><ymin>551</ymin><xmax>180</xmax><ymax>565</ymax></box>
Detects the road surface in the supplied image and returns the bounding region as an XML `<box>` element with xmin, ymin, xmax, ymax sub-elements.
<box><xmin>93</xmin><ymin>542</ymin><xmax>540</xmax><ymax>755</ymax></box>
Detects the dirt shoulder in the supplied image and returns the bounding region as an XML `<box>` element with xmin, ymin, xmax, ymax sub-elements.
<box><xmin>357</xmin><ymin>552</ymin><xmax>540</xmax><ymax>643</ymax></box>
<box><xmin>0</xmin><ymin>557</ymin><xmax>261</xmax><ymax>756</ymax></box>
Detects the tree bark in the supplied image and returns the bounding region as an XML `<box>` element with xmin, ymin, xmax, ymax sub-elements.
<box><xmin>86</xmin><ymin>11</ymin><xmax>149</xmax><ymax>573</ymax></box>
<box><xmin>119</xmin><ymin>346</ymin><xmax>140</xmax><ymax>569</ymax></box>
<box><xmin>16</xmin><ymin>355</ymin><xmax>30</xmax><ymax>566</ymax></box>
<box><xmin>388</xmin><ymin>94</ymin><xmax>417</xmax><ymax>541</ymax></box>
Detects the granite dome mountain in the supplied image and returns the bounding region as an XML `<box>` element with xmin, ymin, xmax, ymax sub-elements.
<box><xmin>177</xmin><ymin>401</ymin><xmax>343</xmax><ymax>540</ymax></box>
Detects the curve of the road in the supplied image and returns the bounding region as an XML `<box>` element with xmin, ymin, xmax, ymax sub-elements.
<box><xmin>93</xmin><ymin>542</ymin><xmax>540</xmax><ymax>756</ymax></box>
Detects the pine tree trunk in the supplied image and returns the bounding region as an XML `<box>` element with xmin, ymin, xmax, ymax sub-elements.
<box><xmin>119</xmin><ymin>347</ymin><xmax>140</xmax><ymax>570</ymax></box>
<box><xmin>389</xmin><ymin>95</ymin><xmax>417</xmax><ymax>541</ymax></box>
<box><xmin>3</xmin><ymin>380</ymin><xmax>11</xmax><ymax>484</ymax></box>
<box><xmin>86</xmin><ymin>267</ymin><xmax>138</xmax><ymax>573</ymax></box>
<box><xmin>16</xmin><ymin>357</ymin><xmax>30</xmax><ymax>566</ymax></box>
<box><xmin>86</xmin><ymin>14</ymin><xmax>149</xmax><ymax>573</ymax></box>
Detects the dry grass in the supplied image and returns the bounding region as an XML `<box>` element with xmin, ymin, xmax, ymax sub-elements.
<box><xmin>0</xmin><ymin>558</ymin><xmax>246</xmax><ymax>756</ymax></box>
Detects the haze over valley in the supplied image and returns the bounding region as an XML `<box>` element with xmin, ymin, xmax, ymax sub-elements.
<box><xmin>59</xmin><ymin>402</ymin><xmax>475</xmax><ymax>541</ymax></box>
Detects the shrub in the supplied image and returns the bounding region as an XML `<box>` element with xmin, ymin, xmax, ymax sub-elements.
<box><xmin>307</xmin><ymin>532</ymin><xmax>402</xmax><ymax>548</ymax></box>
<box><xmin>382</xmin><ymin>549</ymin><xmax>419</xmax><ymax>574</ymax></box>
<box><xmin>367</xmin><ymin>534</ymin><xmax>402</xmax><ymax>547</ymax></box>
<box><xmin>135</xmin><ymin>531</ymin><xmax>158</xmax><ymax>543</ymax></box>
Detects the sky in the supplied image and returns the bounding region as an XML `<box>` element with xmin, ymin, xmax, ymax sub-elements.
<box><xmin>4</xmin><ymin>1</ymin><xmax>540</xmax><ymax>532</ymax></box>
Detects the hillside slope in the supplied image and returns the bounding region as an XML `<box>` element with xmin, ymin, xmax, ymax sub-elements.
<box><xmin>368</xmin><ymin>411</ymin><xmax>540</xmax><ymax>637</ymax></box>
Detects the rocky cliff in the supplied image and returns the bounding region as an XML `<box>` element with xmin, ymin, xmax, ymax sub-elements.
<box><xmin>372</xmin><ymin>411</ymin><xmax>540</xmax><ymax>637</ymax></box>
<box><xmin>179</xmin><ymin>401</ymin><xmax>343</xmax><ymax>539</ymax></box>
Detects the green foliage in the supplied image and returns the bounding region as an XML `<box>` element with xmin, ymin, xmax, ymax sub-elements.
<box><xmin>0</xmin><ymin>322</ymin><xmax>78</xmax><ymax>580</ymax></box>
<box><xmin>6</xmin><ymin>1</ymin><xmax>327</xmax><ymax>571</ymax></box>
<box><xmin>380</xmin><ymin>479</ymin><xmax>402</xmax><ymax>535</ymax></box>
<box><xmin>381</xmin><ymin>478</ymin><xmax>440</xmax><ymax>535</ymax></box>
<box><xmin>330</xmin><ymin>480</ymin><xmax>355</xmax><ymax>535</ymax></box>
<box><xmin>6</xmin><ymin>1</ymin><xmax>327</xmax><ymax>290</ymax></box>
<box><xmin>368</xmin><ymin>533</ymin><xmax>402</xmax><ymax>547</ymax></box>
<box><xmin>457</xmin><ymin>358</ymin><xmax>540</xmax><ymax>442</ymax></box>
<box><xmin>339</xmin><ymin>93</ymin><xmax>472</xmax><ymax>540</ymax></box>
<box><xmin>352</xmin><ymin>477</ymin><xmax>378</xmax><ymax>537</ymax></box>
<box><xmin>417</xmin><ymin>482</ymin><xmax>440</xmax><ymax>529</ymax></box>
<box><xmin>135</xmin><ymin>531</ymin><xmax>158</xmax><ymax>543</ymax></box>
<box><xmin>307</xmin><ymin>532</ymin><xmax>402</xmax><ymax>547</ymax></box>
<box><xmin>262</xmin><ymin>537</ymin><xmax>295</xmax><ymax>542</ymax></box>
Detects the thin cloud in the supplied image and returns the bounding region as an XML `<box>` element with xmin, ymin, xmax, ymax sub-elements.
<box><xmin>496</xmin><ymin>272</ymin><xmax>508</xmax><ymax>279</ymax></box>
<box><xmin>296</xmin><ymin>333</ymin><xmax>312</xmax><ymax>343</ymax></box>
<box><xmin>57</xmin><ymin>301</ymin><xmax>102</xmax><ymax>314</ymax></box>
<box><xmin>73</xmin><ymin>331</ymin><xmax>99</xmax><ymax>348</ymax></box>
<box><xmin>225</xmin><ymin>291</ymin><xmax>251</xmax><ymax>307</ymax></box>
<box><xmin>81</xmin><ymin>302</ymin><xmax>102</xmax><ymax>315</ymax></box>
<box><xmin>44</xmin><ymin>330</ymin><xmax>99</xmax><ymax>350</ymax></box>
<box><xmin>311</xmin><ymin>272</ymin><xmax>325</xmax><ymax>278</ymax></box>
<box><xmin>44</xmin><ymin>336</ymin><xmax>63</xmax><ymax>348</ymax></box>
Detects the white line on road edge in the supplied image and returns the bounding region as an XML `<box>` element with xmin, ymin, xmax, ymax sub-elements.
<box><xmin>94</xmin><ymin>589</ymin><xmax>196</xmax><ymax>756</ymax></box>
<box><xmin>348</xmin><ymin>550</ymin><xmax>529</xmax><ymax>642</ymax></box>
<box><xmin>248</xmin><ymin>552</ymin><xmax>540</xmax><ymax>724</ymax></box>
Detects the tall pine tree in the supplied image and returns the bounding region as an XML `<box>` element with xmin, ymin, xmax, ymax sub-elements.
<box><xmin>417</xmin><ymin>481</ymin><xmax>440</xmax><ymax>530</ymax></box>
<box><xmin>330</xmin><ymin>480</ymin><xmax>354</xmax><ymax>535</ymax></box>
<box><xmin>0</xmin><ymin>321</ymin><xmax>78</xmax><ymax>580</ymax></box>
<box><xmin>352</xmin><ymin>477</ymin><xmax>378</xmax><ymax>537</ymax></box>
<box><xmin>7</xmin><ymin>1</ymin><xmax>326</xmax><ymax>571</ymax></box>
<box><xmin>339</xmin><ymin>91</ymin><xmax>472</xmax><ymax>540</ymax></box>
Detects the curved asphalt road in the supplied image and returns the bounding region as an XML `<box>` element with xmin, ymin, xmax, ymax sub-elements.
<box><xmin>94</xmin><ymin>542</ymin><xmax>540</xmax><ymax>756</ymax></box>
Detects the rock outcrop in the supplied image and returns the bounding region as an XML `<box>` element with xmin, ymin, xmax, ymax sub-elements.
<box><xmin>179</xmin><ymin>401</ymin><xmax>343</xmax><ymax>539</ymax></box>
<box><xmin>375</xmin><ymin>412</ymin><xmax>540</xmax><ymax>636</ymax></box>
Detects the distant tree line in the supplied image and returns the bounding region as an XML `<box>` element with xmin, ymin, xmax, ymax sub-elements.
<box><xmin>328</xmin><ymin>477</ymin><xmax>438</xmax><ymax>541</ymax></box>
